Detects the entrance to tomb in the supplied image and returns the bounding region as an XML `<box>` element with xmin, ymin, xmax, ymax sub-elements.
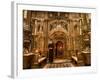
<box><xmin>55</xmin><ymin>41</ymin><xmax>64</xmax><ymax>59</ymax></box>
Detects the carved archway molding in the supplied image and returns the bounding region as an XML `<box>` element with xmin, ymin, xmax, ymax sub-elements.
<box><xmin>49</xmin><ymin>19</ymin><xmax>67</xmax><ymax>25</ymax></box>
<box><xmin>48</xmin><ymin>26</ymin><xmax>68</xmax><ymax>59</ymax></box>
<box><xmin>48</xmin><ymin>26</ymin><xmax>67</xmax><ymax>39</ymax></box>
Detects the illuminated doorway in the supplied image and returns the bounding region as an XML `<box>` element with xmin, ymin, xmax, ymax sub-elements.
<box><xmin>55</xmin><ymin>41</ymin><xmax>64</xmax><ymax>59</ymax></box>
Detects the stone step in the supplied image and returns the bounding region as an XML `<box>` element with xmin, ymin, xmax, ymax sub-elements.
<box><xmin>44</xmin><ymin>62</ymin><xmax>74</xmax><ymax>68</ymax></box>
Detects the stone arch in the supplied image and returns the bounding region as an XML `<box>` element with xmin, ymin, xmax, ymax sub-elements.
<box><xmin>48</xmin><ymin>26</ymin><xmax>68</xmax><ymax>59</ymax></box>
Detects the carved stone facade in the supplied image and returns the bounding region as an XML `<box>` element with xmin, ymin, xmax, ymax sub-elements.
<box><xmin>23</xmin><ymin>10</ymin><xmax>91</xmax><ymax>69</ymax></box>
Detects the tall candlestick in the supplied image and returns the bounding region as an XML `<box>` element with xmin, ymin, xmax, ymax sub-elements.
<box><xmin>35</xmin><ymin>20</ymin><xmax>37</xmax><ymax>35</ymax></box>
<box><xmin>80</xmin><ymin>19</ymin><xmax>82</xmax><ymax>35</ymax></box>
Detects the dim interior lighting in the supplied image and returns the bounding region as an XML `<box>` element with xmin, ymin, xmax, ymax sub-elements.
<box><xmin>60</xmin><ymin>47</ymin><xmax>62</xmax><ymax>49</ymax></box>
<box><xmin>35</xmin><ymin>49</ymin><xmax>39</xmax><ymax>53</ymax></box>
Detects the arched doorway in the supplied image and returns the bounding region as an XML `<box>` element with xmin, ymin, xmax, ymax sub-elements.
<box><xmin>55</xmin><ymin>41</ymin><xmax>64</xmax><ymax>59</ymax></box>
<box><xmin>48</xmin><ymin>24</ymin><xmax>68</xmax><ymax>60</ymax></box>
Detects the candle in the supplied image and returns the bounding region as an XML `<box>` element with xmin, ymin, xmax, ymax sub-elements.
<box><xmin>80</xmin><ymin>19</ymin><xmax>82</xmax><ymax>35</ymax></box>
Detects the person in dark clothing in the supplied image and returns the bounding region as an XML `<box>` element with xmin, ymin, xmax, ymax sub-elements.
<box><xmin>48</xmin><ymin>40</ymin><xmax>54</xmax><ymax>63</ymax></box>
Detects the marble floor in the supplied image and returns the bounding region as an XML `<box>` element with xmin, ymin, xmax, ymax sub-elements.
<box><xmin>44</xmin><ymin>59</ymin><xmax>75</xmax><ymax>68</ymax></box>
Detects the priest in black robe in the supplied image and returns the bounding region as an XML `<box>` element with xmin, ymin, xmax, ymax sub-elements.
<box><xmin>48</xmin><ymin>40</ymin><xmax>54</xmax><ymax>63</ymax></box>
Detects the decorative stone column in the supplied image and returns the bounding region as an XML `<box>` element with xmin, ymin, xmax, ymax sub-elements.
<box><xmin>43</xmin><ymin>19</ymin><xmax>49</xmax><ymax>58</ymax></box>
<box><xmin>31</xmin><ymin>19</ymin><xmax>38</xmax><ymax>52</ymax></box>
